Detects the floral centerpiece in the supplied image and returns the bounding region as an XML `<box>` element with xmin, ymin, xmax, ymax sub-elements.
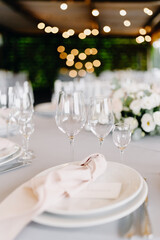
<box><xmin>111</xmin><ymin>80</ymin><xmax>160</xmax><ymax>140</ymax></box>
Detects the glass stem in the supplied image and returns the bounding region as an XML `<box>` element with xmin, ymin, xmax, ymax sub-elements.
<box><xmin>24</xmin><ymin>136</ymin><xmax>29</xmax><ymax>158</ymax></box>
<box><xmin>69</xmin><ymin>136</ymin><xmax>74</xmax><ymax>162</ymax></box>
<box><xmin>120</xmin><ymin>150</ymin><xmax>124</xmax><ymax>161</ymax></box>
<box><xmin>99</xmin><ymin>138</ymin><xmax>104</xmax><ymax>152</ymax></box>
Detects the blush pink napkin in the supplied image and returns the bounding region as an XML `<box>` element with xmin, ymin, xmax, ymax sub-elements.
<box><xmin>0</xmin><ymin>153</ymin><xmax>107</xmax><ymax>240</ymax></box>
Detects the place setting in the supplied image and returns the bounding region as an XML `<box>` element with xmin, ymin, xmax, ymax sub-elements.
<box><xmin>0</xmin><ymin>83</ymin><xmax>35</xmax><ymax>174</ymax></box>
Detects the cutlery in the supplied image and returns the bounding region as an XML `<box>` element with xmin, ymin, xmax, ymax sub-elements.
<box><xmin>0</xmin><ymin>161</ymin><xmax>31</xmax><ymax>174</ymax></box>
<box><xmin>141</xmin><ymin>195</ymin><xmax>153</xmax><ymax>238</ymax></box>
<box><xmin>124</xmin><ymin>212</ymin><xmax>140</xmax><ymax>238</ymax></box>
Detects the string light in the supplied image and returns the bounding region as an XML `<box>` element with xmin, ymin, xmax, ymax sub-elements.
<box><xmin>145</xmin><ymin>35</ymin><xmax>151</xmax><ymax>42</ymax></box>
<box><xmin>62</xmin><ymin>31</ymin><xmax>69</xmax><ymax>38</ymax></box>
<box><xmin>87</xmin><ymin>67</ymin><xmax>94</xmax><ymax>73</ymax></box>
<box><xmin>71</xmin><ymin>49</ymin><xmax>79</xmax><ymax>56</ymax></box>
<box><xmin>78</xmin><ymin>53</ymin><xmax>87</xmax><ymax>60</ymax></box>
<box><xmin>139</xmin><ymin>28</ymin><xmax>146</xmax><ymax>35</ymax></box>
<box><xmin>68</xmin><ymin>29</ymin><xmax>75</xmax><ymax>36</ymax></box>
<box><xmin>91</xmin><ymin>48</ymin><xmax>98</xmax><ymax>55</ymax></box>
<box><xmin>66</xmin><ymin>60</ymin><xmax>74</xmax><ymax>66</ymax></box>
<box><xmin>75</xmin><ymin>62</ymin><xmax>83</xmax><ymax>69</ymax></box>
<box><xmin>84</xmin><ymin>29</ymin><xmax>91</xmax><ymax>36</ymax></box>
<box><xmin>119</xmin><ymin>10</ymin><xmax>127</xmax><ymax>16</ymax></box>
<box><xmin>124</xmin><ymin>20</ymin><xmax>131</xmax><ymax>27</ymax></box>
<box><xmin>93</xmin><ymin>60</ymin><xmax>101</xmax><ymax>67</ymax></box>
<box><xmin>44</xmin><ymin>26</ymin><xmax>52</xmax><ymax>33</ymax></box>
<box><xmin>103</xmin><ymin>26</ymin><xmax>111</xmax><ymax>33</ymax></box>
<box><xmin>52</xmin><ymin>27</ymin><xmax>59</xmax><ymax>34</ymax></box>
<box><xmin>85</xmin><ymin>62</ymin><xmax>93</xmax><ymax>69</ymax></box>
<box><xmin>92</xmin><ymin>9</ymin><xmax>99</xmax><ymax>17</ymax></box>
<box><xmin>60</xmin><ymin>3</ymin><xmax>68</xmax><ymax>10</ymax></box>
<box><xmin>78</xmin><ymin>69</ymin><xmax>86</xmax><ymax>77</ymax></box>
<box><xmin>85</xmin><ymin>48</ymin><xmax>92</xmax><ymax>55</ymax></box>
<box><xmin>136</xmin><ymin>36</ymin><xmax>145</xmax><ymax>44</ymax></box>
<box><xmin>78</xmin><ymin>33</ymin><xmax>86</xmax><ymax>39</ymax></box>
<box><xmin>92</xmin><ymin>29</ymin><xmax>99</xmax><ymax>36</ymax></box>
<box><xmin>37</xmin><ymin>22</ymin><xmax>45</xmax><ymax>30</ymax></box>
<box><xmin>67</xmin><ymin>54</ymin><xmax>74</xmax><ymax>61</ymax></box>
<box><xmin>57</xmin><ymin>46</ymin><xmax>65</xmax><ymax>53</ymax></box>
<box><xmin>143</xmin><ymin>8</ymin><xmax>153</xmax><ymax>16</ymax></box>
<box><xmin>59</xmin><ymin>52</ymin><xmax>67</xmax><ymax>59</ymax></box>
<box><xmin>69</xmin><ymin>70</ymin><xmax>77</xmax><ymax>78</ymax></box>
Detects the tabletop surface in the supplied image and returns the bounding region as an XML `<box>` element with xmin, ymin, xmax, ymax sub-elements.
<box><xmin>0</xmin><ymin>115</ymin><xmax>160</xmax><ymax>240</ymax></box>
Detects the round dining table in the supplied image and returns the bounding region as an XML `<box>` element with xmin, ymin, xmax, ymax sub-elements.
<box><xmin>0</xmin><ymin>114</ymin><xmax>160</xmax><ymax>240</ymax></box>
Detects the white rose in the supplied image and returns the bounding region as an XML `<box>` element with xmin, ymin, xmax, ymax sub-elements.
<box><xmin>141</xmin><ymin>113</ymin><xmax>155</xmax><ymax>132</ymax></box>
<box><xmin>130</xmin><ymin>100</ymin><xmax>141</xmax><ymax>115</ymax></box>
<box><xmin>153</xmin><ymin>111</ymin><xmax>160</xmax><ymax>126</ymax></box>
<box><xmin>124</xmin><ymin>117</ymin><xmax>138</xmax><ymax>130</ymax></box>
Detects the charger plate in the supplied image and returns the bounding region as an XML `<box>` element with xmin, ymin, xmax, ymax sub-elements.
<box><xmin>34</xmin><ymin>161</ymin><xmax>143</xmax><ymax>216</ymax></box>
<box><xmin>33</xmin><ymin>180</ymin><xmax>147</xmax><ymax>228</ymax></box>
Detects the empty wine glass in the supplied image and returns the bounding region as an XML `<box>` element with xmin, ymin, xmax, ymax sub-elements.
<box><xmin>19</xmin><ymin>120</ymin><xmax>35</xmax><ymax>163</ymax></box>
<box><xmin>17</xmin><ymin>92</ymin><xmax>34</xmax><ymax>124</ymax></box>
<box><xmin>55</xmin><ymin>91</ymin><xmax>86</xmax><ymax>161</ymax></box>
<box><xmin>112</xmin><ymin>123</ymin><xmax>131</xmax><ymax>162</ymax></box>
<box><xmin>88</xmin><ymin>97</ymin><xmax>114</xmax><ymax>147</ymax></box>
<box><xmin>0</xmin><ymin>87</ymin><xmax>15</xmax><ymax>137</ymax></box>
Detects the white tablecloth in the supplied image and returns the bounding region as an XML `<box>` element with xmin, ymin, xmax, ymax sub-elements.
<box><xmin>0</xmin><ymin>115</ymin><xmax>160</xmax><ymax>240</ymax></box>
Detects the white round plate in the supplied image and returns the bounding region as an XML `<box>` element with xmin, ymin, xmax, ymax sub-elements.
<box><xmin>35</xmin><ymin>103</ymin><xmax>55</xmax><ymax>117</ymax></box>
<box><xmin>0</xmin><ymin>146</ymin><xmax>22</xmax><ymax>166</ymax></box>
<box><xmin>36</xmin><ymin>161</ymin><xmax>143</xmax><ymax>216</ymax></box>
<box><xmin>0</xmin><ymin>144</ymin><xmax>20</xmax><ymax>160</ymax></box>
<box><xmin>33</xmin><ymin>180</ymin><xmax>147</xmax><ymax>228</ymax></box>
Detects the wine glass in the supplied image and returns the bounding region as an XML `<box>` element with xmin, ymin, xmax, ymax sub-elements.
<box><xmin>112</xmin><ymin>123</ymin><xmax>131</xmax><ymax>162</ymax></box>
<box><xmin>55</xmin><ymin>91</ymin><xmax>86</xmax><ymax>161</ymax></box>
<box><xmin>0</xmin><ymin>87</ymin><xmax>15</xmax><ymax>137</ymax></box>
<box><xmin>17</xmin><ymin>92</ymin><xmax>34</xmax><ymax>124</ymax></box>
<box><xmin>88</xmin><ymin>97</ymin><xmax>114</xmax><ymax>147</ymax></box>
<box><xmin>19</xmin><ymin>120</ymin><xmax>35</xmax><ymax>163</ymax></box>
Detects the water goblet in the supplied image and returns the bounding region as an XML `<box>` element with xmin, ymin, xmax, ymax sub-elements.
<box><xmin>88</xmin><ymin>97</ymin><xmax>114</xmax><ymax>148</ymax></box>
<box><xmin>112</xmin><ymin>123</ymin><xmax>131</xmax><ymax>162</ymax></box>
<box><xmin>55</xmin><ymin>91</ymin><xmax>86</xmax><ymax>161</ymax></box>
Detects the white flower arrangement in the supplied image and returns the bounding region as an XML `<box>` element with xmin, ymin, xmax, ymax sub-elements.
<box><xmin>112</xmin><ymin>81</ymin><xmax>160</xmax><ymax>140</ymax></box>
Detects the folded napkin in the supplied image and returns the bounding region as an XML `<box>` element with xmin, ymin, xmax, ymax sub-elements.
<box><xmin>0</xmin><ymin>153</ymin><xmax>107</xmax><ymax>240</ymax></box>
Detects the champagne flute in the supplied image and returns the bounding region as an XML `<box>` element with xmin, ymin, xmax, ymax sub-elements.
<box><xmin>55</xmin><ymin>91</ymin><xmax>86</xmax><ymax>161</ymax></box>
<box><xmin>88</xmin><ymin>97</ymin><xmax>114</xmax><ymax>147</ymax></box>
<box><xmin>112</xmin><ymin>123</ymin><xmax>131</xmax><ymax>162</ymax></box>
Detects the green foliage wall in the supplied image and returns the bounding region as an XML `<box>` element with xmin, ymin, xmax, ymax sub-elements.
<box><xmin>0</xmin><ymin>33</ymin><xmax>149</xmax><ymax>90</ymax></box>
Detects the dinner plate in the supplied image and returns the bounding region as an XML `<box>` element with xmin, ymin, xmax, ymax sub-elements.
<box><xmin>36</xmin><ymin>161</ymin><xmax>143</xmax><ymax>216</ymax></box>
<box><xmin>0</xmin><ymin>144</ymin><xmax>20</xmax><ymax>160</ymax></box>
<box><xmin>35</xmin><ymin>102</ymin><xmax>56</xmax><ymax>117</ymax></box>
<box><xmin>0</xmin><ymin>146</ymin><xmax>22</xmax><ymax>166</ymax></box>
<box><xmin>33</xmin><ymin>179</ymin><xmax>147</xmax><ymax>228</ymax></box>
